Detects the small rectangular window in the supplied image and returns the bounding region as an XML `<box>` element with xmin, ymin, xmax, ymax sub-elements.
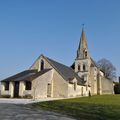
<box><xmin>74</xmin><ymin>82</ymin><xmax>77</xmax><ymax>91</ymax></box>
<box><xmin>47</xmin><ymin>83</ymin><xmax>51</xmax><ymax>97</ymax></box>
<box><xmin>85</xmin><ymin>51</ymin><xmax>87</xmax><ymax>57</ymax></box>
<box><xmin>5</xmin><ymin>82</ymin><xmax>9</xmax><ymax>91</ymax></box>
<box><xmin>78</xmin><ymin>65</ymin><xmax>81</xmax><ymax>71</ymax></box>
<box><xmin>83</xmin><ymin>65</ymin><xmax>86</xmax><ymax>71</ymax></box>
<box><xmin>25</xmin><ymin>81</ymin><xmax>32</xmax><ymax>90</ymax></box>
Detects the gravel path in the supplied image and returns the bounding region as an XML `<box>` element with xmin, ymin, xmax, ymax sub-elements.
<box><xmin>0</xmin><ymin>104</ymin><xmax>76</xmax><ymax>120</ymax></box>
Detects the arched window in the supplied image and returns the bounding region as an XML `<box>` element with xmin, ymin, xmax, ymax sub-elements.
<box><xmin>83</xmin><ymin>64</ymin><xmax>86</xmax><ymax>71</ymax></box>
<box><xmin>85</xmin><ymin>51</ymin><xmax>87</xmax><ymax>57</ymax></box>
<box><xmin>78</xmin><ymin>65</ymin><xmax>81</xmax><ymax>71</ymax></box>
<box><xmin>41</xmin><ymin>60</ymin><xmax>44</xmax><ymax>71</ymax></box>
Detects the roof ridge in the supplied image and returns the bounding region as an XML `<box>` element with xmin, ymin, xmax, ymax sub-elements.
<box><xmin>46</xmin><ymin>57</ymin><xmax>72</xmax><ymax>69</ymax></box>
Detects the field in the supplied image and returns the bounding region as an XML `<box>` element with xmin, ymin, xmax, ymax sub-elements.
<box><xmin>33</xmin><ymin>95</ymin><xmax>120</xmax><ymax>120</ymax></box>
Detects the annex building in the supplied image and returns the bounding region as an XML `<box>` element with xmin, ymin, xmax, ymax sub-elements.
<box><xmin>0</xmin><ymin>29</ymin><xmax>114</xmax><ymax>99</ymax></box>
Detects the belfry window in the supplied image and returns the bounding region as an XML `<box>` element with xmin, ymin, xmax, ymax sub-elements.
<box><xmin>41</xmin><ymin>60</ymin><xmax>44</xmax><ymax>71</ymax></box>
<box><xmin>85</xmin><ymin>51</ymin><xmax>87</xmax><ymax>57</ymax></box>
<box><xmin>83</xmin><ymin>64</ymin><xmax>86</xmax><ymax>71</ymax></box>
<box><xmin>78</xmin><ymin>65</ymin><xmax>81</xmax><ymax>71</ymax></box>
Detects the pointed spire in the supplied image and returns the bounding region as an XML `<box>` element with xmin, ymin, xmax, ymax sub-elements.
<box><xmin>77</xmin><ymin>27</ymin><xmax>89</xmax><ymax>59</ymax></box>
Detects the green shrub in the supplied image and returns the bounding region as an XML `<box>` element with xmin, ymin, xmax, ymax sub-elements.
<box><xmin>114</xmin><ymin>83</ymin><xmax>120</xmax><ymax>94</ymax></box>
<box><xmin>0</xmin><ymin>95</ymin><xmax>11</xmax><ymax>98</ymax></box>
<box><xmin>23</xmin><ymin>94</ymin><xmax>32</xmax><ymax>99</ymax></box>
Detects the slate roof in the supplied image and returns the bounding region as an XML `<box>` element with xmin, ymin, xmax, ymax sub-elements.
<box><xmin>90</xmin><ymin>57</ymin><xmax>98</xmax><ymax>67</ymax></box>
<box><xmin>1</xmin><ymin>69</ymin><xmax>51</xmax><ymax>82</ymax></box>
<box><xmin>1</xmin><ymin>70</ymin><xmax>37</xmax><ymax>82</ymax></box>
<box><xmin>90</xmin><ymin>57</ymin><xmax>105</xmax><ymax>74</ymax></box>
<box><xmin>44</xmin><ymin>56</ymin><xmax>85</xmax><ymax>85</ymax></box>
<box><xmin>20</xmin><ymin>69</ymin><xmax>52</xmax><ymax>81</ymax></box>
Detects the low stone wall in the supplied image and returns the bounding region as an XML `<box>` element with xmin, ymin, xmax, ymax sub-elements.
<box><xmin>68</xmin><ymin>84</ymin><xmax>90</xmax><ymax>97</ymax></box>
<box><xmin>101</xmin><ymin>77</ymin><xmax>114</xmax><ymax>94</ymax></box>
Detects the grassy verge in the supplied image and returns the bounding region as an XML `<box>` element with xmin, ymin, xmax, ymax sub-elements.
<box><xmin>32</xmin><ymin>95</ymin><xmax>120</xmax><ymax>120</ymax></box>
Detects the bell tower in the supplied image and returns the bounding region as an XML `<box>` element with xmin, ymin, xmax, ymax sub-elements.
<box><xmin>75</xmin><ymin>28</ymin><xmax>91</xmax><ymax>87</ymax></box>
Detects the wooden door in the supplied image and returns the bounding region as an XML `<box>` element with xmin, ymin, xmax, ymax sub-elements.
<box><xmin>14</xmin><ymin>82</ymin><xmax>19</xmax><ymax>98</ymax></box>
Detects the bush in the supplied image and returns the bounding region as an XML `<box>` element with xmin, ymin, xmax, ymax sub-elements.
<box><xmin>23</xmin><ymin>94</ymin><xmax>32</xmax><ymax>99</ymax></box>
<box><xmin>0</xmin><ymin>95</ymin><xmax>11</xmax><ymax>98</ymax></box>
<box><xmin>114</xmin><ymin>83</ymin><xmax>120</xmax><ymax>94</ymax></box>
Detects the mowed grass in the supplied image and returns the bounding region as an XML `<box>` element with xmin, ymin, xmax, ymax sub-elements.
<box><xmin>33</xmin><ymin>95</ymin><xmax>120</xmax><ymax>120</ymax></box>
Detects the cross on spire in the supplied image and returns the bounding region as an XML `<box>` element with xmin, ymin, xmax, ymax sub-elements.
<box><xmin>82</xmin><ymin>24</ymin><xmax>84</xmax><ymax>29</ymax></box>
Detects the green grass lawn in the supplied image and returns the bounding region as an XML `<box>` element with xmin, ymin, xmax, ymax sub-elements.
<box><xmin>32</xmin><ymin>95</ymin><xmax>120</xmax><ymax>120</ymax></box>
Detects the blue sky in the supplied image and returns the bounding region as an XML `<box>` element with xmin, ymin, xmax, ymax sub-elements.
<box><xmin>0</xmin><ymin>0</ymin><xmax>120</xmax><ymax>80</ymax></box>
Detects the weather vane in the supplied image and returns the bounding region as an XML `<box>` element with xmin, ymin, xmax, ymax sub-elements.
<box><xmin>82</xmin><ymin>24</ymin><xmax>85</xmax><ymax>29</ymax></box>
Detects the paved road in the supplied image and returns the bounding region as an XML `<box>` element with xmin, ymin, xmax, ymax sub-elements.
<box><xmin>0</xmin><ymin>104</ymin><xmax>76</xmax><ymax>120</ymax></box>
<box><xmin>0</xmin><ymin>98</ymin><xmax>65</xmax><ymax>104</ymax></box>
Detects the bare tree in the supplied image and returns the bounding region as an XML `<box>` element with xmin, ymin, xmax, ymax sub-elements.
<box><xmin>97</xmin><ymin>58</ymin><xmax>116</xmax><ymax>81</ymax></box>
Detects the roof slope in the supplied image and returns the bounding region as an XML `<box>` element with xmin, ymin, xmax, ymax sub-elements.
<box><xmin>44</xmin><ymin>56</ymin><xmax>84</xmax><ymax>85</ymax></box>
<box><xmin>1</xmin><ymin>70</ymin><xmax>37</xmax><ymax>82</ymax></box>
<box><xmin>1</xmin><ymin>69</ymin><xmax>51</xmax><ymax>82</ymax></box>
<box><xmin>18</xmin><ymin>69</ymin><xmax>52</xmax><ymax>81</ymax></box>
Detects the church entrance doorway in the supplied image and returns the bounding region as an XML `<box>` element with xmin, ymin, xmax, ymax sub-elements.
<box><xmin>14</xmin><ymin>82</ymin><xmax>20</xmax><ymax>98</ymax></box>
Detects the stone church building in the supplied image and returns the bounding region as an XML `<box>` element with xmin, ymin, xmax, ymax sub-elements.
<box><xmin>0</xmin><ymin>29</ymin><xmax>114</xmax><ymax>99</ymax></box>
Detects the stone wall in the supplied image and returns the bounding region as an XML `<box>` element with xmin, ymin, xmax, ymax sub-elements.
<box><xmin>32</xmin><ymin>69</ymin><xmax>53</xmax><ymax>99</ymax></box>
<box><xmin>52</xmin><ymin>70</ymin><xmax>68</xmax><ymax>98</ymax></box>
<box><xmin>19</xmin><ymin>81</ymin><xmax>25</xmax><ymax>97</ymax></box>
<box><xmin>90</xmin><ymin>67</ymin><xmax>98</xmax><ymax>95</ymax></box>
<box><xmin>68</xmin><ymin>84</ymin><xmax>88</xmax><ymax>97</ymax></box>
<box><xmin>19</xmin><ymin>81</ymin><xmax>32</xmax><ymax>97</ymax></box>
<box><xmin>101</xmin><ymin>77</ymin><xmax>114</xmax><ymax>94</ymax></box>
<box><xmin>0</xmin><ymin>82</ymin><xmax>14</xmax><ymax>97</ymax></box>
